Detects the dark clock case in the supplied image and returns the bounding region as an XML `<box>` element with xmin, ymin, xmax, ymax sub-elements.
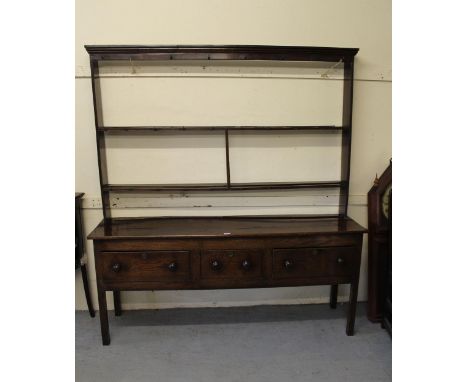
<box><xmin>367</xmin><ymin>161</ymin><xmax>392</xmax><ymax>324</ymax></box>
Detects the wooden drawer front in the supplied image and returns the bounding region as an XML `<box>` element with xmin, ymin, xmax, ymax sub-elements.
<box><xmin>201</xmin><ymin>250</ymin><xmax>263</xmax><ymax>280</ymax></box>
<box><xmin>100</xmin><ymin>251</ymin><xmax>191</xmax><ymax>282</ymax></box>
<box><xmin>272</xmin><ymin>246</ymin><xmax>359</xmax><ymax>279</ymax></box>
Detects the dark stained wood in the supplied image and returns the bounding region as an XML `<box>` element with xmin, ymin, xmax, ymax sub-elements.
<box><xmin>90</xmin><ymin>59</ymin><xmax>111</xmax><ymax>221</ymax></box>
<box><xmin>75</xmin><ymin>194</ymin><xmax>85</xmax><ymax>269</ymax></box>
<box><xmin>382</xmin><ymin>190</ymin><xmax>392</xmax><ymax>336</ymax></box>
<box><xmin>200</xmin><ymin>249</ymin><xmax>264</xmax><ymax>281</ymax></box>
<box><xmin>272</xmin><ymin>246</ymin><xmax>359</xmax><ymax>279</ymax></box>
<box><xmin>97</xmin><ymin>281</ymin><xmax>110</xmax><ymax>345</ymax></box>
<box><xmin>96</xmin><ymin>238</ymin><xmax>201</xmax><ymax>252</ymax></box>
<box><xmin>92</xmin><ymin>227</ymin><xmax>364</xmax><ymax>344</ymax></box>
<box><xmin>113</xmin><ymin>291</ymin><xmax>122</xmax><ymax>316</ymax></box>
<box><xmin>75</xmin><ymin>192</ymin><xmax>95</xmax><ymax>317</ymax></box>
<box><xmin>346</xmin><ymin>279</ymin><xmax>360</xmax><ymax>335</ymax></box>
<box><xmin>80</xmin><ymin>264</ymin><xmax>95</xmax><ymax>318</ymax></box>
<box><xmin>225</xmin><ymin>130</ymin><xmax>231</xmax><ymax>188</ymax></box>
<box><xmin>329</xmin><ymin>284</ymin><xmax>338</xmax><ymax>309</ymax></box>
<box><xmin>102</xmin><ymin>181</ymin><xmax>345</xmax><ymax>193</ymax></box>
<box><xmin>104</xmin><ymin>183</ymin><xmax>227</xmax><ymax>192</ymax></box>
<box><xmin>94</xmin><ymin>234</ymin><xmax>362</xmax><ymax>253</ymax></box>
<box><xmin>230</xmin><ymin>181</ymin><xmax>345</xmax><ymax>191</ymax></box>
<box><xmin>88</xmin><ymin>216</ymin><xmax>366</xmax><ymax>240</ymax></box>
<box><xmin>346</xmin><ymin>235</ymin><xmax>363</xmax><ymax>336</ymax></box>
<box><xmin>85</xmin><ymin>45</ymin><xmax>359</xmax><ymax>62</ymax></box>
<box><xmin>98</xmin><ymin>125</ymin><xmax>343</xmax><ymax>132</ymax></box>
<box><xmin>99</xmin><ymin>275</ymin><xmax>358</xmax><ymax>292</ymax></box>
<box><xmin>367</xmin><ymin>161</ymin><xmax>392</xmax><ymax>322</ymax></box>
<box><xmin>100</xmin><ymin>251</ymin><xmax>192</xmax><ymax>282</ymax></box>
<box><xmin>339</xmin><ymin>60</ymin><xmax>355</xmax><ymax>218</ymax></box>
<box><xmin>267</xmin><ymin>234</ymin><xmax>362</xmax><ymax>249</ymax></box>
<box><xmin>85</xmin><ymin>45</ymin><xmax>363</xmax><ymax>345</ymax></box>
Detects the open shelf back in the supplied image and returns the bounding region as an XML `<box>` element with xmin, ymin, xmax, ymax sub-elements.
<box><xmin>85</xmin><ymin>45</ymin><xmax>358</xmax><ymax>221</ymax></box>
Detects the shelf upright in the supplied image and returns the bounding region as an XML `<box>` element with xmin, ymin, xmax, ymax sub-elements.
<box><xmin>339</xmin><ymin>59</ymin><xmax>355</xmax><ymax>218</ymax></box>
<box><xmin>89</xmin><ymin>57</ymin><xmax>111</xmax><ymax>223</ymax></box>
<box><xmin>224</xmin><ymin>129</ymin><xmax>231</xmax><ymax>189</ymax></box>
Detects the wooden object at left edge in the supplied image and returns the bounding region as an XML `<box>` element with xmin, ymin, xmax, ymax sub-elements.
<box><xmin>76</xmin><ymin>192</ymin><xmax>95</xmax><ymax>317</ymax></box>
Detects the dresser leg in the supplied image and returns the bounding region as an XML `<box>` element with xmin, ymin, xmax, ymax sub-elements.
<box><xmin>346</xmin><ymin>280</ymin><xmax>359</xmax><ymax>336</ymax></box>
<box><xmin>330</xmin><ymin>284</ymin><xmax>338</xmax><ymax>309</ymax></box>
<box><xmin>113</xmin><ymin>291</ymin><xmax>122</xmax><ymax>316</ymax></box>
<box><xmin>97</xmin><ymin>285</ymin><xmax>110</xmax><ymax>345</ymax></box>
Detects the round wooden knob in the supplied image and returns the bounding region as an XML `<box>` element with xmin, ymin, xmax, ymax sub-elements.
<box><xmin>337</xmin><ymin>257</ymin><xmax>344</xmax><ymax>264</ymax></box>
<box><xmin>168</xmin><ymin>262</ymin><xmax>178</xmax><ymax>272</ymax></box>
<box><xmin>112</xmin><ymin>263</ymin><xmax>121</xmax><ymax>273</ymax></box>
<box><xmin>211</xmin><ymin>260</ymin><xmax>222</xmax><ymax>271</ymax></box>
<box><xmin>241</xmin><ymin>259</ymin><xmax>251</xmax><ymax>270</ymax></box>
<box><xmin>284</xmin><ymin>260</ymin><xmax>294</xmax><ymax>270</ymax></box>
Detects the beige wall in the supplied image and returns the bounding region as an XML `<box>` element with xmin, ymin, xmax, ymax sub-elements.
<box><xmin>75</xmin><ymin>0</ymin><xmax>391</xmax><ymax>310</ymax></box>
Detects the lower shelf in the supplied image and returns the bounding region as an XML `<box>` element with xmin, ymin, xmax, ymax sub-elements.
<box><xmin>102</xmin><ymin>180</ymin><xmax>347</xmax><ymax>193</ymax></box>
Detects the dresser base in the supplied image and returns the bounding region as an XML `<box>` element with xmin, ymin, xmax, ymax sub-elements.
<box><xmin>89</xmin><ymin>216</ymin><xmax>366</xmax><ymax>345</ymax></box>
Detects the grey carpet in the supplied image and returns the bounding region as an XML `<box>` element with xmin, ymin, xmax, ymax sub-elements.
<box><xmin>76</xmin><ymin>303</ymin><xmax>391</xmax><ymax>382</ymax></box>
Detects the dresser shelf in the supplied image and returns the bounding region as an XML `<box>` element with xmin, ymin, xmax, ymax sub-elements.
<box><xmin>98</xmin><ymin>125</ymin><xmax>344</xmax><ymax>133</ymax></box>
<box><xmin>103</xmin><ymin>181</ymin><xmax>346</xmax><ymax>193</ymax></box>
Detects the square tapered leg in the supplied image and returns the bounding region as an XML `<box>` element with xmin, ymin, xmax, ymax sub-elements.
<box><xmin>97</xmin><ymin>284</ymin><xmax>110</xmax><ymax>345</ymax></box>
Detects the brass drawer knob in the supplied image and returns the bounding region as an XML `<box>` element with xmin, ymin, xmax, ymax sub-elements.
<box><xmin>112</xmin><ymin>263</ymin><xmax>121</xmax><ymax>273</ymax></box>
<box><xmin>284</xmin><ymin>260</ymin><xmax>294</xmax><ymax>270</ymax></box>
<box><xmin>211</xmin><ymin>260</ymin><xmax>222</xmax><ymax>271</ymax></box>
<box><xmin>168</xmin><ymin>262</ymin><xmax>178</xmax><ymax>272</ymax></box>
<box><xmin>241</xmin><ymin>259</ymin><xmax>251</xmax><ymax>270</ymax></box>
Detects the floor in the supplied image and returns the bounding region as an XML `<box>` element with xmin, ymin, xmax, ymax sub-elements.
<box><xmin>76</xmin><ymin>303</ymin><xmax>391</xmax><ymax>382</ymax></box>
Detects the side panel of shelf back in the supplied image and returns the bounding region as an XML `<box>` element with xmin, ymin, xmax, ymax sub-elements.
<box><xmin>107</xmin><ymin>189</ymin><xmax>343</xmax><ymax>219</ymax></box>
<box><xmin>104</xmin><ymin>132</ymin><xmax>342</xmax><ymax>187</ymax></box>
<box><xmin>105</xmin><ymin>132</ymin><xmax>227</xmax><ymax>185</ymax></box>
<box><xmin>229</xmin><ymin>131</ymin><xmax>342</xmax><ymax>184</ymax></box>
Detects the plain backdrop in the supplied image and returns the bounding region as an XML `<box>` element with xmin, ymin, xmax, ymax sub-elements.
<box><xmin>1</xmin><ymin>1</ymin><xmax>468</xmax><ymax>381</ymax></box>
<box><xmin>75</xmin><ymin>0</ymin><xmax>391</xmax><ymax>311</ymax></box>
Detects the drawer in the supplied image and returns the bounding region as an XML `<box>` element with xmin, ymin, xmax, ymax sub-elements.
<box><xmin>272</xmin><ymin>246</ymin><xmax>359</xmax><ymax>279</ymax></box>
<box><xmin>100</xmin><ymin>251</ymin><xmax>191</xmax><ymax>282</ymax></box>
<box><xmin>201</xmin><ymin>249</ymin><xmax>263</xmax><ymax>280</ymax></box>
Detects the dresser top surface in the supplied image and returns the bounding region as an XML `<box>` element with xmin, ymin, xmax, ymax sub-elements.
<box><xmin>88</xmin><ymin>216</ymin><xmax>366</xmax><ymax>240</ymax></box>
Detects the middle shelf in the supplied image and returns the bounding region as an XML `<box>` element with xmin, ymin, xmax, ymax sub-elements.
<box><xmin>98</xmin><ymin>125</ymin><xmax>345</xmax><ymax>133</ymax></box>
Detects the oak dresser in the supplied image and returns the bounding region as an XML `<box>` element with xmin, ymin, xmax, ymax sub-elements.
<box><xmin>85</xmin><ymin>45</ymin><xmax>366</xmax><ymax>345</ymax></box>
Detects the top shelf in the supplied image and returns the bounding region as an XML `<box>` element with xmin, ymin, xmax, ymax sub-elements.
<box><xmin>85</xmin><ymin>45</ymin><xmax>359</xmax><ymax>62</ymax></box>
